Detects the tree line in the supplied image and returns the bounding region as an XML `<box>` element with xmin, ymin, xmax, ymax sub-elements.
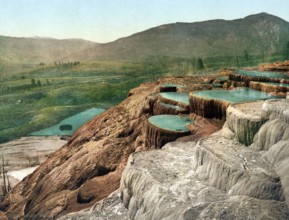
<box><xmin>54</xmin><ymin>61</ymin><xmax>80</xmax><ymax>69</ymax></box>
<box><xmin>3</xmin><ymin>78</ymin><xmax>55</xmax><ymax>93</ymax></box>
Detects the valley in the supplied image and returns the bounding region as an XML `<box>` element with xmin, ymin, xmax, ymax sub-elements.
<box><xmin>0</xmin><ymin>61</ymin><xmax>168</xmax><ymax>143</ymax></box>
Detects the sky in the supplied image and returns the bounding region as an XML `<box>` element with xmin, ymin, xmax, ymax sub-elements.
<box><xmin>0</xmin><ymin>0</ymin><xmax>289</xmax><ymax>43</ymax></box>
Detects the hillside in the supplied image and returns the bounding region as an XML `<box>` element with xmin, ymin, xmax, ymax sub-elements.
<box><xmin>69</xmin><ymin>13</ymin><xmax>289</xmax><ymax>63</ymax></box>
<box><xmin>0</xmin><ymin>36</ymin><xmax>96</xmax><ymax>64</ymax></box>
<box><xmin>1</xmin><ymin>13</ymin><xmax>289</xmax><ymax>66</ymax></box>
<box><xmin>2</xmin><ymin>64</ymin><xmax>289</xmax><ymax>218</ymax></box>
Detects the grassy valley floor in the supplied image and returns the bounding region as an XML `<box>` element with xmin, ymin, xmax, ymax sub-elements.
<box><xmin>0</xmin><ymin>61</ymin><xmax>170</xmax><ymax>143</ymax></box>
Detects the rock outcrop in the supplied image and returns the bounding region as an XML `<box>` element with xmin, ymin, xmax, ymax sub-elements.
<box><xmin>120</xmin><ymin>140</ymin><xmax>289</xmax><ymax>219</ymax></box>
<box><xmin>59</xmin><ymin>191</ymin><xmax>129</xmax><ymax>220</ymax></box>
<box><xmin>226</xmin><ymin>101</ymin><xmax>268</xmax><ymax>146</ymax></box>
<box><xmin>119</xmin><ymin>98</ymin><xmax>289</xmax><ymax>219</ymax></box>
<box><xmin>252</xmin><ymin>99</ymin><xmax>289</xmax><ymax>208</ymax></box>
<box><xmin>253</xmin><ymin>99</ymin><xmax>289</xmax><ymax>151</ymax></box>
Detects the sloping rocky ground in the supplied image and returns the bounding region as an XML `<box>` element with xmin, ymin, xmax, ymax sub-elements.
<box><xmin>2</xmin><ymin>69</ymin><xmax>289</xmax><ymax>219</ymax></box>
<box><xmin>119</xmin><ymin>99</ymin><xmax>289</xmax><ymax>219</ymax></box>
<box><xmin>59</xmin><ymin>94</ymin><xmax>289</xmax><ymax>220</ymax></box>
<box><xmin>0</xmin><ymin>82</ymin><xmax>158</xmax><ymax>219</ymax></box>
<box><xmin>0</xmin><ymin>75</ymin><xmax>222</xmax><ymax>219</ymax></box>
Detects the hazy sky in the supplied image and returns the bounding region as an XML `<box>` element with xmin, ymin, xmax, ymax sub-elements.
<box><xmin>1</xmin><ymin>0</ymin><xmax>288</xmax><ymax>43</ymax></box>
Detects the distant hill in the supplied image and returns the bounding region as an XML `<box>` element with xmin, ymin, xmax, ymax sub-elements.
<box><xmin>1</xmin><ymin>13</ymin><xmax>289</xmax><ymax>65</ymax></box>
<box><xmin>68</xmin><ymin>13</ymin><xmax>289</xmax><ymax>63</ymax></box>
<box><xmin>0</xmin><ymin>36</ymin><xmax>96</xmax><ymax>64</ymax></box>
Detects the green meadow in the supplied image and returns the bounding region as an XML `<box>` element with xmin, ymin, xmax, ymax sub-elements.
<box><xmin>0</xmin><ymin>61</ymin><xmax>170</xmax><ymax>143</ymax></box>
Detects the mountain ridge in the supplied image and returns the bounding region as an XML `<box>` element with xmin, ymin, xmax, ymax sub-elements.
<box><xmin>1</xmin><ymin>12</ymin><xmax>289</xmax><ymax>65</ymax></box>
<box><xmin>67</xmin><ymin>12</ymin><xmax>289</xmax><ymax>62</ymax></box>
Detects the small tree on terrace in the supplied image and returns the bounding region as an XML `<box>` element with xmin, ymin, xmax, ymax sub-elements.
<box><xmin>196</xmin><ymin>58</ymin><xmax>204</xmax><ymax>69</ymax></box>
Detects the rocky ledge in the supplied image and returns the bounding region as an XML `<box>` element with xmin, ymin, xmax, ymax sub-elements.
<box><xmin>120</xmin><ymin>99</ymin><xmax>289</xmax><ymax>219</ymax></box>
<box><xmin>120</xmin><ymin>139</ymin><xmax>289</xmax><ymax>219</ymax></box>
<box><xmin>226</xmin><ymin>101</ymin><xmax>267</xmax><ymax>146</ymax></box>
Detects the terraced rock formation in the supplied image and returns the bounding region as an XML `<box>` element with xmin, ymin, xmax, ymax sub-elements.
<box><xmin>2</xmin><ymin>68</ymin><xmax>289</xmax><ymax>219</ymax></box>
<box><xmin>152</xmin><ymin>102</ymin><xmax>189</xmax><ymax>115</ymax></box>
<box><xmin>229</xmin><ymin>70</ymin><xmax>289</xmax><ymax>86</ymax></box>
<box><xmin>189</xmin><ymin>88</ymin><xmax>279</xmax><ymax>119</ymax></box>
<box><xmin>259</xmin><ymin>60</ymin><xmax>289</xmax><ymax>72</ymax></box>
<box><xmin>120</xmin><ymin>99</ymin><xmax>289</xmax><ymax>220</ymax></box>
<box><xmin>0</xmin><ymin>76</ymin><xmax>222</xmax><ymax>219</ymax></box>
<box><xmin>249</xmin><ymin>81</ymin><xmax>289</xmax><ymax>94</ymax></box>
<box><xmin>146</xmin><ymin>115</ymin><xmax>192</xmax><ymax>148</ymax></box>
<box><xmin>226</xmin><ymin>101</ymin><xmax>267</xmax><ymax>146</ymax></box>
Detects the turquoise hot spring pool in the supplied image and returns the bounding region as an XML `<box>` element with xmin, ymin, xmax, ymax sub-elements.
<box><xmin>159</xmin><ymin>92</ymin><xmax>189</xmax><ymax>105</ymax></box>
<box><xmin>161</xmin><ymin>83</ymin><xmax>184</xmax><ymax>88</ymax></box>
<box><xmin>237</xmin><ymin>70</ymin><xmax>289</xmax><ymax>80</ymax></box>
<box><xmin>159</xmin><ymin>102</ymin><xmax>185</xmax><ymax>110</ymax></box>
<box><xmin>148</xmin><ymin>115</ymin><xmax>192</xmax><ymax>132</ymax></box>
<box><xmin>192</xmin><ymin>87</ymin><xmax>280</xmax><ymax>104</ymax></box>
<box><xmin>30</xmin><ymin>108</ymin><xmax>105</xmax><ymax>136</ymax></box>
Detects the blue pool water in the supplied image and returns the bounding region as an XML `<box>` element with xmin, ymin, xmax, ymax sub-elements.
<box><xmin>148</xmin><ymin>115</ymin><xmax>192</xmax><ymax>132</ymax></box>
<box><xmin>31</xmin><ymin>108</ymin><xmax>105</xmax><ymax>136</ymax></box>
<box><xmin>192</xmin><ymin>88</ymin><xmax>280</xmax><ymax>103</ymax></box>
<box><xmin>161</xmin><ymin>83</ymin><xmax>184</xmax><ymax>88</ymax></box>
<box><xmin>160</xmin><ymin>92</ymin><xmax>189</xmax><ymax>105</ymax></box>
<box><xmin>237</xmin><ymin>70</ymin><xmax>289</xmax><ymax>80</ymax></box>
<box><xmin>159</xmin><ymin>102</ymin><xmax>185</xmax><ymax>110</ymax></box>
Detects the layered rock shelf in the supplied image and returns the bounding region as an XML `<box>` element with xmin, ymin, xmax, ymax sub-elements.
<box><xmin>189</xmin><ymin>88</ymin><xmax>275</xmax><ymax>119</ymax></box>
<box><xmin>146</xmin><ymin>115</ymin><xmax>192</xmax><ymax>148</ymax></box>
<box><xmin>189</xmin><ymin>93</ymin><xmax>229</xmax><ymax>119</ymax></box>
<box><xmin>229</xmin><ymin>70</ymin><xmax>289</xmax><ymax>86</ymax></box>
<box><xmin>249</xmin><ymin>81</ymin><xmax>289</xmax><ymax>94</ymax></box>
<box><xmin>251</xmin><ymin>99</ymin><xmax>289</xmax><ymax>208</ymax></box>
<box><xmin>152</xmin><ymin>102</ymin><xmax>189</xmax><ymax>115</ymax></box>
<box><xmin>158</xmin><ymin>92</ymin><xmax>190</xmax><ymax>110</ymax></box>
<box><xmin>159</xmin><ymin>83</ymin><xmax>184</xmax><ymax>92</ymax></box>
<box><xmin>119</xmin><ymin>97</ymin><xmax>289</xmax><ymax>220</ymax></box>
<box><xmin>120</xmin><ymin>141</ymin><xmax>289</xmax><ymax>219</ymax></box>
<box><xmin>226</xmin><ymin>101</ymin><xmax>268</xmax><ymax>146</ymax></box>
<box><xmin>259</xmin><ymin>60</ymin><xmax>289</xmax><ymax>72</ymax></box>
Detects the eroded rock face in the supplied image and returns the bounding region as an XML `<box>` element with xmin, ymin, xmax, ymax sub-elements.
<box><xmin>253</xmin><ymin>99</ymin><xmax>289</xmax><ymax>151</ymax></box>
<box><xmin>119</xmin><ymin>98</ymin><xmax>289</xmax><ymax>220</ymax></box>
<box><xmin>0</xmin><ymin>82</ymin><xmax>157</xmax><ymax>219</ymax></box>
<box><xmin>120</xmin><ymin>141</ymin><xmax>289</xmax><ymax>220</ymax></box>
<box><xmin>251</xmin><ymin>99</ymin><xmax>289</xmax><ymax>209</ymax></box>
<box><xmin>59</xmin><ymin>191</ymin><xmax>129</xmax><ymax>220</ymax></box>
<box><xmin>152</xmin><ymin>102</ymin><xmax>189</xmax><ymax>115</ymax></box>
<box><xmin>226</xmin><ymin>102</ymin><xmax>268</xmax><ymax>146</ymax></box>
<box><xmin>145</xmin><ymin>120</ymin><xmax>191</xmax><ymax>149</ymax></box>
<box><xmin>249</xmin><ymin>81</ymin><xmax>289</xmax><ymax>94</ymax></box>
<box><xmin>194</xmin><ymin>135</ymin><xmax>283</xmax><ymax>200</ymax></box>
<box><xmin>189</xmin><ymin>93</ymin><xmax>229</xmax><ymax>119</ymax></box>
<box><xmin>263</xmin><ymin>141</ymin><xmax>289</xmax><ymax>208</ymax></box>
<box><xmin>229</xmin><ymin>71</ymin><xmax>289</xmax><ymax>86</ymax></box>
